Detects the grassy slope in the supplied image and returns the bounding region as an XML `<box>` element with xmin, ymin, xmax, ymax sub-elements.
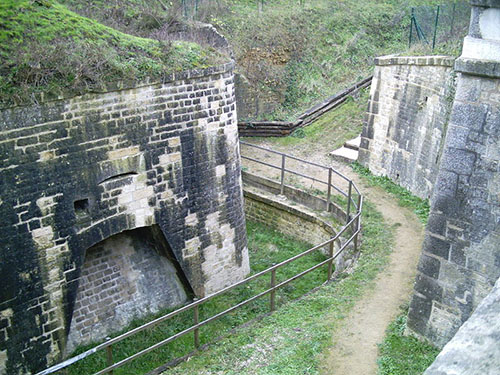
<box><xmin>214</xmin><ymin>0</ymin><xmax>462</xmax><ymax>120</ymax></box>
<box><xmin>165</xmin><ymin>201</ymin><xmax>393</xmax><ymax>375</ymax></box>
<box><xmin>67</xmin><ymin>221</ymin><xmax>325</xmax><ymax>374</ymax></box>
<box><xmin>378</xmin><ymin>308</ymin><xmax>439</xmax><ymax>375</ymax></box>
<box><xmin>0</xmin><ymin>0</ymin><xmax>221</xmax><ymax>107</ymax></box>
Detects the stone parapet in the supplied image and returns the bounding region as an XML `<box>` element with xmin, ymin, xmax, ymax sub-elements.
<box><xmin>424</xmin><ymin>277</ymin><xmax>500</xmax><ymax>375</ymax></box>
<box><xmin>374</xmin><ymin>55</ymin><xmax>455</xmax><ymax>67</ymax></box>
<box><xmin>455</xmin><ymin>58</ymin><xmax>500</xmax><ymax>78</ymax></box>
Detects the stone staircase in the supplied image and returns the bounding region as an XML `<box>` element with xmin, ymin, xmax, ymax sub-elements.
<box><xmin>329</xmin><ymin>135</ymin><xmax>360</xmax><ymax>163</ymax></box>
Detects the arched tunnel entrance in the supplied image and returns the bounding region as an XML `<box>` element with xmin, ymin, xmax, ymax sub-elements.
<box><xmin>66</xmin><ymin>225</ymin><xmax>193</xmax><ymax>353</ymax></box>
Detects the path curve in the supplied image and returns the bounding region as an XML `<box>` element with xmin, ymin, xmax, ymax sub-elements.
<box><xmin>320</xmin><ymin>180</ymin><xmax>424</xmax><ymax>375</ymax></box>
<box><xmin>241</xmin><ymin>139</ymin><xmax>424</xmax><ymax>375</ymax></box>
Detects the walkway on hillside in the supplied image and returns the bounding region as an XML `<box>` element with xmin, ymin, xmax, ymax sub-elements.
<box><xmin>242</xmin><ymin>139</ymin><xmax>424</xmax><ymax>375</ymax></box>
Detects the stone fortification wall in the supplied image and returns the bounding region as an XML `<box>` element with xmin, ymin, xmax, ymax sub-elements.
<box><xmin>408</xmin><ymin>0</ymin><xmax>500</xmax><ymax>348</ymax></box>
<box><xmin>0</xmin><ymin>62</ymin><xmax>249</xmax><ymax>374</ymax></box>
<box><xmin>423</xmin><ymin>276</ymin><xmax>500</xmax><ymax>375</ymax></box>
<box><xmin>358</xmin><ymin>56</ymin><xmax>456</xmax><ymax>199</ymax></box>
<box><xmin>244</xmin><ymin>189</ymin><xmax>337</xmax><ymax>250</ymax></box>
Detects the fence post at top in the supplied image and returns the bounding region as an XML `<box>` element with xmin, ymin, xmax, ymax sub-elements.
<box><xmin>346</xmin><ymin>181</ymin><xmax>352</xmax><ymax>225</ymax></box>
<box><xmin>270</xmin><ymin>268</ymin><xmax>276</xmax><ymax>311</ymax></box>
<box><xmin>280</xmin><ymin>154</ymin><xmax>286</xmax><ymax>195</ymax></box>
<box><xmin>450</xmin><ymin>2</ymin><xmax>456</xmax><ymax>36</ymax></box>
<box><xmin>409</xmin><ymin>8</ymin><xmax>414</xmax><ymax>48</ymax></box>
<box><xmin>106</xmin><ymin>341</ymin><xmax>114</xmax><ymax>375</ymax></box>
<box><xmin>326</xmin><ymin>168</ymin><xmax>332</xmax><ymax>212</ymax></box>
<box><xmin>194</xmin><ymin>301</ymin><xmax>200</xmax><ymax>349</ymax></box>
<box><xmin>327</xmin><ymin>241</ymin><xmax>334</xmax><ymax>281</ymax></box>
<box><xmin>432</xmin><ymin>5</ymin><xmax>440</xmax><ymax>50</ymax></box>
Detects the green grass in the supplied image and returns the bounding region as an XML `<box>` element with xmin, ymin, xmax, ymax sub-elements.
<box><xmin>377</xmin><ymin>307</ymin><xmax>439</xmax><ymax>375</ymax></box>
<box><xmin>0</xmin><ymin>0</ymin><xmax>222</xmax><ymax>107</ymax></box>
<box><xmin>160</xmin><ymin>200</ymin><xmax>393</xmax><ymax>374</ymax></box>
<box><xmin>66</xmin><ymin>220</ymin><xmax>326</xmax><ymax>374</ymax></box>
<box><xmin>66</xmin><ymin>199</ymin><xmax>393</xmax><ymax>375</ymax></box>
<box><xmin>242</xmin><ymin>88</ymin><xmax>369</xmax><ymax>157</ymax></box>
<box><xmin>352</xmin><ymin>162</ymin><xmax>430</xmax><ymax>224</ymax></box>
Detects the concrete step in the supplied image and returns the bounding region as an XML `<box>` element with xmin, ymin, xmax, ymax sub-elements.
<box><xmin>329</xmin><ymin>146</ymin><xmax>358</xmax><ymax>163</ymax></box>
<box><xmin>344</xmin><ymin>135</ymin><xmax>361</xmax><ymax>151</ymax></box>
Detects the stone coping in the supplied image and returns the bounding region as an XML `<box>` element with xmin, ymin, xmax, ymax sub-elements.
<box><xmin>1</xmin><ymin>60</ymin><xmax>235</xmax><ymax>110</ymax></box>
<box><xmin>374</xmin><ymin>55</ymin><xmax>455</xmax><ymax>67</ymax></box>
<box><xmin>470</xmin><ymin>0</ymin><xmax>500</xmax><ymax>8</ymax></box>
<box><xmin>243</xmin><ymin>188</ymin><xmax>337</xmax><ymax>235</ymax></box>
<box><xmin>455</xmin><ymin>58</ymin><xmax>500</xmax><ymax>78</ymax></box>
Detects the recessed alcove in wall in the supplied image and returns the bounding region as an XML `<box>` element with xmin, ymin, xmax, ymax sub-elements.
<box><xmin>66</xmin><ymin>225</ymin><xmax>192</xmax><ymax>353</ymax></box>
<box><xmin>73</xmin><ymin>198</ymin><xmax>90</xmax><ymax>216</ymax></box>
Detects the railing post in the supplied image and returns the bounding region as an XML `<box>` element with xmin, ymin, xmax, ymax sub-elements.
<box><xmin>193</xmin><ymin>301</ymin><xmax>200</xmax><ymax>349</ymax></box>
<box><xmin>280</xmin><ymin>154</ymin><xmax>286</xmax><ymax>195</ymax></box>
<box><xmin>326</xmin><ymin>168</ymin><xmax>332</xmax><ymax>212</ymax></box>
<box><xmin>346</xmin><ymin>181</ymin><xmax>352</xmax><ymax>224</ymax></box>
<box><xmin>354</xmin><ymin>195</ymin><xmax>362</xmax><ymax>251</ymax></box>
<box><xmin>327</xmin><ymin>240</ymin><xmax>334</xmax><ymax>281</ymax></box>
<box><xmin>106</xmin><ymin>340</ymin><xmax>113</xmax><ymax>375</ymax></box>
<box><xmin>270</xmin><ymin>268</ymin><xmax>276</xmax><ymax>312</ymax></box>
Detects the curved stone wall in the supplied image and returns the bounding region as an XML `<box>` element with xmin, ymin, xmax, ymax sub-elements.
<box><xmin>0</xmin><ymin>62</ymin><xmax>249</xmax><ymax>374</ymax></box>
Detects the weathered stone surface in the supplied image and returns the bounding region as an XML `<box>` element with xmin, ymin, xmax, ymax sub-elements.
<box><xmin>0</xmin><ymin>62</ymin><xmax>249</xmax><ymax>374</ymax></box>
<box><xmin>66</xmin><ymin>226</ymin><xmax>188</xmax><ymax>353</ymax></box>
<box><xmin>424</xmin><ymin>276</ymin><xmax>500</xmax><ymax>375</ymax></box>
<box><xmin>407</xmin><ymin>1</ymin><xmax>500</xmax><ymax>349</ymax></box>
<box><xmin>358</xmin><ymin>55</ymin><xmax>456</xmax><ymax>199</ymax></box>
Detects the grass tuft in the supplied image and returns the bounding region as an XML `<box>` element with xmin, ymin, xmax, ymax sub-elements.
<box><xmin>0</xmin><ymin>0</ymin><xmax>222</xmax><ymax>107</ymax></box>
<box><xmin>352</xmin><ymin>162</ymin><xmax>430</xmax><ymax>224</ymax></box>
<box><xmin>377</xmin><ymin>306</ymin><xmax>439</xmax><ymax>375</ymax></box>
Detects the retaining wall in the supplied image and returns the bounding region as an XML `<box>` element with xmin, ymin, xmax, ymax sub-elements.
<box><xmin>408</xmin><ymin>0</ymin><xmax>500</xmax><ymax>349</ymax></box>
<box><xmin>242</xmin><ymin>172</ymin><xmax>358</xmax><ymax>274</ymax></box>
<box><xmin>358</xmin><ymin>56</ymin><xmax>456</xmax><ymax>199</ymax></box>
<box><xmin>0</xmin><ymin>62</ymin><xmax>249</xmax><ymax>374</ymax></box>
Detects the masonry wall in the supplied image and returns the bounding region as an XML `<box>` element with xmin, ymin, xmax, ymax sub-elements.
<box><xmin>358</xmin><ymin>56</ymin><xmax>456</xmax><ymax>199</ymax></box>
<box><xmin>244</xmin><ymin>190</ymin><xmax>336</xmax><ymax>249</ymax></box>
<box><xmin>66</xmin><ymin>226</ymin><xmax>189</xmax><ymax>353</ymax></box>
<box><xmin>407</xmin><ymin>68</ymin><xmax>500</xmax><ymax>344</ymax></box>
<box><xmin>0</xmin><ymin>62</ymin><xmax>249</xmax><ymax>374</ymax></box>
<box><xmin>407</xmin><ymin>1</ymin><xmax>500</xmax><ymax>349</ymax></box>
<box><xmin>243</xmin><ymin>185</ymin><xmax>359</xmax><ymax>274</ymax></box>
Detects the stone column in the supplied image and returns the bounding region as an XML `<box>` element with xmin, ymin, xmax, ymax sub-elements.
<box><xmin>407</xmin><ymin>0</ymin><xmax>500</xmax><ymax>348</ymax></box>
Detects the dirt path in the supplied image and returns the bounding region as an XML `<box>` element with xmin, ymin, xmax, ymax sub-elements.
<box><xmin>241</xmin><ymin>138</ymin><xmax>424</xmax><ymax>375</ymax></box>
<box><xmin>321</xmin><ymin>183</ymin><xmax>424</xmax><ymax>375</ymax></box>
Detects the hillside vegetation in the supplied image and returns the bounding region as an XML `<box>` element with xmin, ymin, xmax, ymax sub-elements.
<box><xmin>0</xmin><ymin>0</ymin><xmax>223</xmax><ymax>107</ymax></box>
<box><xmin>1</xmin><ymin>0</ymin><xmax>466</xmax><ymax>112</ymax></box>
<box><xmin>205</xmin><ymin>0</ymin><xmax>462</xmax><ymax>119</ymax></box>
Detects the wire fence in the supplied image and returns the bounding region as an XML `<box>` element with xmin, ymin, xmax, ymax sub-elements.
<box><xmin>409</xmin><ymin>1</ymin><xmax>471</xmax><ymax>50</ymax></box>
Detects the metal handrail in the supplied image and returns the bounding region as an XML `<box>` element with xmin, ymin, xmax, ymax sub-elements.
<box><xmin>37</xmin><ymin>146</ymin><xmax>364</xmax><ymax>375</ymax></box>
<box><xmin>240</xmin><ymin>141</ymin><xmax>361</xmax><ymax>222</ymax></box>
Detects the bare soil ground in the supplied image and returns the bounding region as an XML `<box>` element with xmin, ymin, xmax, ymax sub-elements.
<box><xmin>241</xmin><ymin>138</ymin><xmax>424</xmax><ymax>374</ymax></box>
